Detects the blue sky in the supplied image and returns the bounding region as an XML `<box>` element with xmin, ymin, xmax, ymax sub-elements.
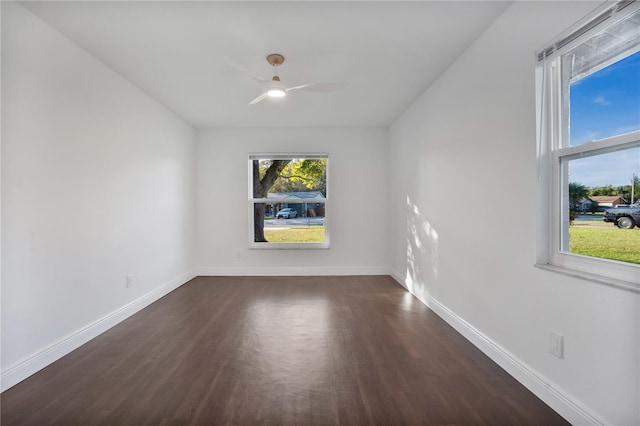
<box><xmin>569</xmin><ymin>50</ymin><xmax>640</xmax><ymax>188</ymax></box>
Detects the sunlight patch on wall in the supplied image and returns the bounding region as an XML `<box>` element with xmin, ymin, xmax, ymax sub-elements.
<box><xmin>405</xmin><ymin>195</ymin><xmax>439</xmax><ymax>303</ymax></box>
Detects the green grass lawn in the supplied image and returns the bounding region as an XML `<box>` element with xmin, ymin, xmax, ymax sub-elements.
<box><xmin>264</xmin><ymin>226</ymin><xmax>325</xmax><ymax>243</ymax></box>
<box><xmin>570</xmin><ymin>224</ymin><xmax>640</xmax><ymax>264</ymax></box>
<box><xmin>265</xmin><ymin>222</ymin><xmax>639</xmax><ymax>263</ymax></box>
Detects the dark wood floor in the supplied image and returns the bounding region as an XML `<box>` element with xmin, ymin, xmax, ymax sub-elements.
<box><xmin>2</xmin><ymin>276</ymin><xmax>568</xmax><ymax>425</ymax></box>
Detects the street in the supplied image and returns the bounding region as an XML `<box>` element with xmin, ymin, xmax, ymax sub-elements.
<box><xmin>264</xmin><ymin>217</ymin><xmax>325</xmax><ymax>228</ymax></box>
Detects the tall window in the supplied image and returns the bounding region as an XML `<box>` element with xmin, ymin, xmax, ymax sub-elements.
<box><xmin>248</xmin><ymin>154</ymin><xmax>329</xmax><ymax>249</ymax></box>
<box><xmin>536</xmin><ymin>1</ymin><xmax>640</xmax><ymax>291</ymax></box>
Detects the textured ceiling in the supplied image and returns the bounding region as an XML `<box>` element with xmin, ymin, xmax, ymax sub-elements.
<box><xmin>21</xmin><ymin>1</ymin><xmax>510</xmax><ymax>128</ymax></box>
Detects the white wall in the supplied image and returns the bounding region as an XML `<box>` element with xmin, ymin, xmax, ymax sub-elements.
<box><xmin>196</xmin><ymin>127</ymin><xmax>390</xmax><ymax>275</ymax></box>
<box><xmin>1</xmin><ymin>2</ymin><xmax>196</xmax><ymax>388</ymax></box>
<box><xmin>390</xmin><ymin>2</ymin><xmax>639</xmax><ymax>425</ymax></box>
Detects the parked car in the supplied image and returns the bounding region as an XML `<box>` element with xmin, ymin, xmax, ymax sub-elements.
<box><xmin>276</xmin><ymin>208</ymin><xmax>297</xmax><ymax>219</ymax></box>
<box><xmin>603</xmin><ymin>205</ymin><xmax>640</xmax><ymax>229</ymax></box>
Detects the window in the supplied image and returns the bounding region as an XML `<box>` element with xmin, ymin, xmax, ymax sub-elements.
<box><xmin>536</xmin><ymin>1</ymin><xmax>640</xmax><ymax>291</ymax></box>
<box><xmin>248</xmin><ymin>154</ymin><xmax>329</xmax><ymax>249</ymax></box>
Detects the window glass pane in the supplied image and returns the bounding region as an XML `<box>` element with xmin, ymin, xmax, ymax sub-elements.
<box><xmin>568</xmin><ymin>50</ymin><xmax>640</xmax><ymax>147</ymax></box>
<box><xmin>565</xmin><ymin>147</ymin><xmax>640</xmax><ymax>264</ymax></box>
<box><xmin>252</xmin><ymin>158</ymin><xmax>327</xmax><ymax>198</ymax></box>
<box><xmin>253</xmin><ymin>202</ymin><xmax>326</xmax><ymax>243</ymax></box>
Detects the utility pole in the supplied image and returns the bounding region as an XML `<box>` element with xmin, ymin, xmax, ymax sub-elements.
<box><xmin>632</xmin><ymin>173</ymin><xmax>636</xmax><ymax>205</ymax></box>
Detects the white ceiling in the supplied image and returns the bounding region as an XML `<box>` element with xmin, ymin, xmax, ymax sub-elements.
<box><xmin>21</xmin><ymin>1</ymin><xmax>510</xmax><ymax>128</ymax></box>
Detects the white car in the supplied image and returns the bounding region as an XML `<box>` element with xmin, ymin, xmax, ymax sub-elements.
<box><xmin>276</xmin><ymin>208</ymin><xmax>297</xmax><ymax>219</ymax></box>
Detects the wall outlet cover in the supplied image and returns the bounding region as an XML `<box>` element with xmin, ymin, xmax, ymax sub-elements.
<box><xmin>549</xmin><ymin>331</ymin><xmax>563</xmax><ymax>359</ymax></box>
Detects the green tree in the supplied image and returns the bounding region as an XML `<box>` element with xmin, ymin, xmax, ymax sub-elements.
<box><xmin>568</xmin><ymin>182</ymin><xmax>589</xmax><ymax>209</ymax></box>
<box><xmin>253</xmin><ymin>158</ymin><xmax>326</xmax><ymax>242</ymax></box>
<box><xmin>632</xmin><ymin>173</ymin><xmax>639</xmax><ymax>204</ymax></box>
<box><xmin>589</xmin><ymin>185</ymin><xmax>615</xmax><ymax>196</ymax></box>
<box><xmin>588</xmin><ymin>184</ymin><xmax>632</xmax><ymax>203</ymax></box>
<box><xmin>253</xmin><ymin>160</ymin><xmax>290</xmax><ymax>242</ymax></box>
<box><xmin>269</xmin><ymin>160</ymin><xmax>327</xmax><ymax>195</ymax></box>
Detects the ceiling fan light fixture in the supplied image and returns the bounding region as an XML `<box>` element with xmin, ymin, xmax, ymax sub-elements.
<box><xmin>267</xmin><ymin>87</ymin><xmax>286</xmax><ymax>98</ymax></box>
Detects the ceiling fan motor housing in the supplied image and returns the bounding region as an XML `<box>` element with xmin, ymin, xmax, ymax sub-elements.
<box><xmin>266</xmin><ymin>54</ymin><xmax>285</xmax><ymax>66</ymax></box>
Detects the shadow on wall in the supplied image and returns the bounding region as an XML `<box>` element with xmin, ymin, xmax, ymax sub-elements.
<box><xmin>405</xmin><ymin>195</ymin><xmax>439</xmax><ymax>304</ymax></box>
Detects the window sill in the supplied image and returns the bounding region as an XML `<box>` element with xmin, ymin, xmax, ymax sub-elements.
<box><xmin>249</xmin><ymin>242</ymin><xmax>330</xmax><ymax>250</ymax></box>
<box><xmin>535</xmin><ymin>263</ymin><xmax>639</xmax><ymax>294</ymax></box>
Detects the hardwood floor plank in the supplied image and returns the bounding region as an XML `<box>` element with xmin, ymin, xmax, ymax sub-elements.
<box><xmin>1</xmin><ymin>276</ymin><xmax>568</xmax><ymax>425</ymax></box>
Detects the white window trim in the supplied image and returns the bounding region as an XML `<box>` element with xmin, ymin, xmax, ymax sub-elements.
<box><xmin>248</xmin><ymin>153</ymin><xmax>330</xmax><ymax>250</ymax></box>
<box><xmin>535</xmin><ymin>1</ymin><xmax>640</xmax><ymax>293</ymax></box>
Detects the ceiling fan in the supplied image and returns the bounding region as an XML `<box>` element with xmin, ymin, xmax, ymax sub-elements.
<box><xmin>245</xmin><ymin>54</ymin><xmax>346</xmax><ymax>105</ymax></box>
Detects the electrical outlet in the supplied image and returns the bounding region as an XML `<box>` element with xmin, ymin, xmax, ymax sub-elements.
<box><xmin>549</xmin><ymin>331</ymin><xmax>563</xmax><ymax>359</ymax></box>
<box><xmin>126</xmin><ymin>275</ymin><xmax>133</xmax><ymax>289</ymax></box>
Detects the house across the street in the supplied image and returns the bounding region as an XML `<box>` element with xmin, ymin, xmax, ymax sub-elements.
<box><xmin>588</xmin><ymin>195</ymin><xmax>629</xmax><ymax>211</ymax></box>
<box><xmin>266</xmin><ymin>191</ymin><xmax>325</xmax><ymax>217</ymax></box>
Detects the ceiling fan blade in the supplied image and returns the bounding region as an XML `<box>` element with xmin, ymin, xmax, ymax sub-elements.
<box><xmin>249</xmin><ymin>93</ymin><xmax>269</xmax><ymax>105</ymax></box>
<box><xmin>286</xmin><ymin>83</ymin><xmax>348</xmax><ymax>93</ymax></box>
<box><xmin>225</xmin><ymin>58</ymin><xmax>269</xmax><ymax>84</ymax></box>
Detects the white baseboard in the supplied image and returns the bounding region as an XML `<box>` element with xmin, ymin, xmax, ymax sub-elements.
<box><xmin>390</xmin><ymin>270</ymin><xmax>409</xmax><ymax>290</ymax></box>
<box><xmin>389</xmin><ymin>270</ymin><xmax>608</xmax><ymax>426</ymax></box>
<box><xmin>1</xmin><ymin>270</ymin><xmax>197</xmax><ymax>392</ymax></box>
<box><xmin>195</xmin><ymin>266</ymin><xmax>391</xmax><ymax>277</ymax></box>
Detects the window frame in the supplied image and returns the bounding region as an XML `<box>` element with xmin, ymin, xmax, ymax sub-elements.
<box><xmin>247</xmin><ymin>153</ymin><xmax>330</xmax><ymax>250</ymax></box>
<box><xmin>535</xmin><ymin>1</ymin><xmax>640</xmax><ymax>292</ymax></box>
